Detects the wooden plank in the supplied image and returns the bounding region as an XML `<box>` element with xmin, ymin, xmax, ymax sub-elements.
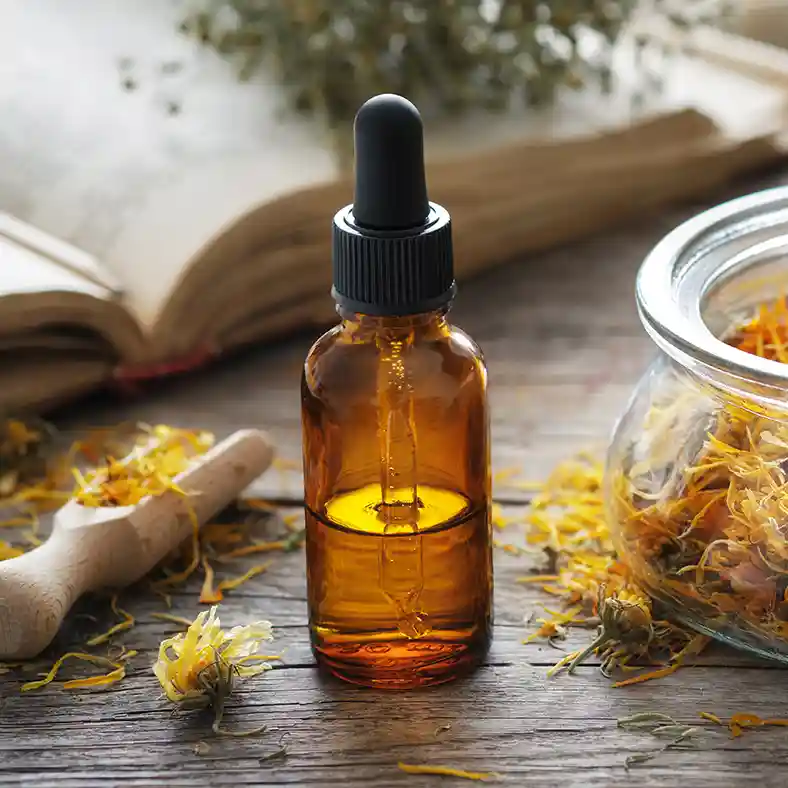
<box><xmin>3</xmin><ymin>664</ymin><xmax>788</xmax><ymax>787</ymax></box>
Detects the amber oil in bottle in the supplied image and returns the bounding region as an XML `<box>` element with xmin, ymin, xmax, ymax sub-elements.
<box><xmin>301</xmin><ymin>94</ymin><xmax>492</xmax><ymax>688</ymax></box>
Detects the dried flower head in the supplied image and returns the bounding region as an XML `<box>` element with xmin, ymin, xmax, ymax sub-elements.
<box><xmin>153</xmin><ymin>606</ymin><xmax>274</xmax><ymax>735</ymax></box>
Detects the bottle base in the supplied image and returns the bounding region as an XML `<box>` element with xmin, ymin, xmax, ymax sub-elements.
<box><xmin>311</xmin><ymin>629</ymin><xmax>490</xmax><ymax>689</ymax></box>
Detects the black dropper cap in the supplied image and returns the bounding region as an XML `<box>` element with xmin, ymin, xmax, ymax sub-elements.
<box><xmin>332</xmin><ymin>94</ymin><xmax>455</xmax><ymax>316</ymax></box>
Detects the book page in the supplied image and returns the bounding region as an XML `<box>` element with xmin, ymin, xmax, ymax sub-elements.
<box><xmin>0</xmin><ymin>0</ymin><xmax>337</xmax><ymax>329</ymax></box>
<box><xmin>0</xmin><ymin>227</ymin><xmax>145</xmax><ymax>360</ymax></box>
<box><xmin>2</xmin><ymin>2</ymin><xmax>787</xmax><ymax>336</ymax></box>
<box><xmin>0</xmin><ymin>232</ymin><xmax>111</xmax><ymax>303</ymax></box>
<box><xmin>0</xmin><ymin>212</ymin><xmax>122</xmax><ymax>296</ymax></box>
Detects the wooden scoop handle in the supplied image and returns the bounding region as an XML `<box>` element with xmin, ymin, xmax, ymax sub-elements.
<box><xmin>0</xmin><ymin>428</ymin><xmax>274</xmax><ymax>660</ymax></box>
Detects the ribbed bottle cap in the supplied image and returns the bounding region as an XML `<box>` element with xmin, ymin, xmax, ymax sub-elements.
<box><xmin>331</xmin><ymin>94</ymin><xmax>455</xmax><ymax>316</ymax></box>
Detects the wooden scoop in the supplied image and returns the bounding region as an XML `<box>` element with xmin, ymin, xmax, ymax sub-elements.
<box><xmin>0</xmin><ymin>428</ymin><xmax>274</xmax><ymax>660</ymax></box>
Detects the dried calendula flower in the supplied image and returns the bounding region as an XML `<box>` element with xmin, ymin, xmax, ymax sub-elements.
<box><xmin>610</xmin><ymin>292</ymin><xmax>788</xmax><ymax>665</ymax></box>
<box><xmin>21</xmin><ymin>649</ymin><xmax>137</xmax><ymax>692</ymax></box>
<box><xmin>0</xmin><ymin>540</ymin><xmax>24</xmax><ymax>561</ymax></box>
<box><xmin>75</xmin><ymin>425</ymin><xmax>214</xmax><ymax>588</ymax></box>
<box><xmin>0</xmin><ymin>417</ymin><xmax>55</xmax><ymax>498</ymax></box>
<box><xmin>0</xmin><ymin>420</ymin><xmax>146</xmax><ymax>512</ymax></box>
<box><xmin>398</xmin><ymin>763</ymin><xmax>500</xmax><ymax>781</ymax></box>
<box><xmin>153</xmin><ymin>606</ymin><xmax>274</xmax><ymax>735</ymax></box>
<box><xmin>726</xmin><ymin>712</ymin><xmax>788</xmax><ymax>738</ymax></box>
<box><xmin>522</xmin><ymin>618</ymin><xmax>568</xmax><ymax>646</ymax></box>
<box><xmin>74</xmin><ymin>425</ymin><xmax>213</xmax><ymax>507</ymax></box>
<box><xmin>199</xmin><ymin>557</ymin><xmax>271</xmax><ymax>604</ymax></box>
<box><xmin>86</xmin><ymin>595</ymin><xmax>135</xmax><ymax>647</ymax></box>
<box><xmin>519</xmin><ymin>453</ymin><xmax>709</xmax><ymax>684</ymax></box>
<box><xmin>567</xmin><ymin>585</ymin><xmax>653</xmax><ymax>674</ymax></box>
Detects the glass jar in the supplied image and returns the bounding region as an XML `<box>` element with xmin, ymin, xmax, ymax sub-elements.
<box><xmin>607</xmin><ymin>185</ymin><xmax>788</xmax><ymax>663</ymax></box>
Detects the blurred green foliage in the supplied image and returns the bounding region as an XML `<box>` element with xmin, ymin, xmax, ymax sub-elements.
<box><xmin>181</xmin><ymin>1</ymin><xmax>728</xmax><ymax>135</ymax></box>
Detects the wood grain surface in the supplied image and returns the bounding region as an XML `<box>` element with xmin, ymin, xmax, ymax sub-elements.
<box><xmin>3</xmin><ymin>176</ymin><xmax>788</xmax><ymax>787</ymax></box>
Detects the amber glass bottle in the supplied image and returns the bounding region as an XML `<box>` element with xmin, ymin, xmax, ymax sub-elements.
<box><xmin>301</xmin><ymin>94</ymin><xmax>492</xmax><ymax>688</ymax></box>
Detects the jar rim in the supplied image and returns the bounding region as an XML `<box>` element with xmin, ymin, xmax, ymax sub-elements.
<box><xmin>637</xmin><ymin>185</ymin><xmax>788</xmax><ymax>391</ymax></box>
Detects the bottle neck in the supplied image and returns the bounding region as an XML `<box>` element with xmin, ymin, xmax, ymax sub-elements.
<box><xmin>338</xmin><ymin>306</ymin><xmax>450</xmax><ymax>339</ymax></box>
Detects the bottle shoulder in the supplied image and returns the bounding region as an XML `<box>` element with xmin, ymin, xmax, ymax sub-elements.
<box><xmin>446</xmin><ymin>324</ymin><xmax>486</xmax><ymax>366</ymax></box>
<box><xmin>304</xmin><ymin>321</ymin><xmax>485</xmax><ymax>373</ymax></box>
<box><xmin>302</xmin><ymin>321</ymin><xmax>486</xmax><ymax>402</ymax></box>
<box><xmin>304</xmin><ymin>324</ymin><xmax>343</xmax><ymax>363</ymax></box>
<box><xmin>306</xmin><ymin>321</ymin><xmax>484</xmax><ymax>362</ymax></box>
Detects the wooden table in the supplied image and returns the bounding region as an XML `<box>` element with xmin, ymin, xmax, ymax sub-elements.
<box><xmin>4</xmin><ymin>179</ymin><xmax>788</xmax><ymax>788</ymax></box>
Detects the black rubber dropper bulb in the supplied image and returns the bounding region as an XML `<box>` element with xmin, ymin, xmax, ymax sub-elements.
<box><xmin>352</xmin><ymin>94</ymin><xmax>430</xmax><ymax>231</ymax></box>
<box><xmin>331</xmin><ymin>94</ymin><xmax>455</xmax><ymax>316</ymax></box>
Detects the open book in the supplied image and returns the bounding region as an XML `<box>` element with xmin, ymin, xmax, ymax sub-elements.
<box><xmin>2</xmin><ymin>1</ymin><xmax>788</xmax><ymax>414</ymax></box>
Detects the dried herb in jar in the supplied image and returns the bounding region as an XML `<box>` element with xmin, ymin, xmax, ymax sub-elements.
<box><xmin>613</xmin><ymin>293</ymin><xmax>788</xmax><ymax>657</ymax></box>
